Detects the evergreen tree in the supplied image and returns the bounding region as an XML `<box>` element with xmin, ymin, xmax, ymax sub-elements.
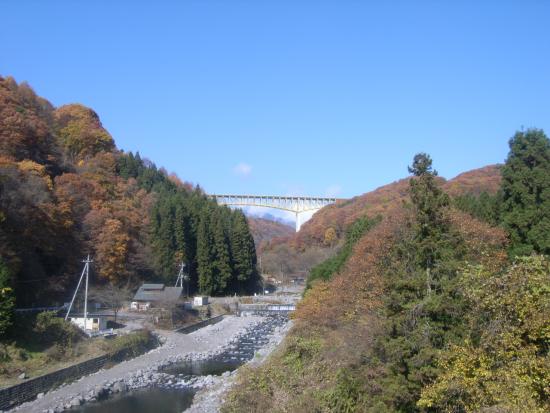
<box><xmin>230</xmin><ymin>210</ymin><xmax>259</xmax><ymax>293</ymax></box>
<box><xmin>371</xmin><ymin>153</ymin><xmax>465</xmax><ymax>411</ymax></box>
<box><xmin>0</xmin><ymin>257</ymin><xmax>14</xmax><ymax>336</ymax></box>
<box><xmin>408</xmin><ymin>152</ymin><xmax>454</xmax><ymax>294</ymax></box>
<box><xmin>454</xmin><ymin>191</ymin><xmax>502</xmax><ymax>226</ymax></box>
<box><xmin>183</xmin><ymin>190</ymin><xmax>203</xmax><ymax>292</ymax></box>
<box><xmin>501</xmin><ymin>129</ymin><xmax>550</xmax><ymax>256</ymax></box>
<box><xmin>212</xmin><ymin>209</ymin><xmax>233</xmax><ymax>294</ymax></box>
<box><xmin>197</xmin><ymin>207</ymin><xmax>215</xmax><ymax>295</ymax></box>
<box><xmin>174</xmin><ymin>202</ymin><xmax>190</xmax><ymax>263</ymax></box>
<box><xmin>151</xmin><ymin>198</ymin><xmax>177</xmax><ymax>280</ymax></box>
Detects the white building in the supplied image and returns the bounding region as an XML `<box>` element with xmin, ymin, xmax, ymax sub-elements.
<box><xmin>193</xmin><ymin>296</ymin><xmax>208</xmax><ymax>306</ymax></box>
<box><xmin>68</xmin><ymin>316</ymin><xmax>107</xmax><ymax>332</ymax></box>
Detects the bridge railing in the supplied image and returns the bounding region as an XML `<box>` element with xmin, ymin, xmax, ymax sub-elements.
<box><xmin>237</xmin><ymin>303</ymin><xmax>296</xmax><ymax>315</ymax></box>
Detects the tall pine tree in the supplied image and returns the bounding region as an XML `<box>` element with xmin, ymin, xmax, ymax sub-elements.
<box><xmin>197</xmin><ymin>207</ymin><xmax>215</xmax><ymax>295</ymax></box>
<box><xmin>212</xmin><ymin>209</ymin><xmax>233</xmax><ymax>294</ymax></box>
<box><xmin>501</xmin><ymin>129</ymin><xmax>550</xmax><ymax>256</ymax></box>
<box><xmin>151</xmin><ymin>197</ymin><xmax>177</xmax><ymax>281</ymax></box>
<box><xmin>230</xmin><ymin>210</ymin><xmax>259</xmax><ymax>294</ymax></box>
<box><xmin>371</xmin><ymin>153</ymin><xmax>465</xmax><ymax>411</ymax></box>
<box><xmin>408</xmin><ymin>153</ymin><xmax>454</xmax><ymax>294</ymax></box>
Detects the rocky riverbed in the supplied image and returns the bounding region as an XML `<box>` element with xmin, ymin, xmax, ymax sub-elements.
<box><xmin>7</xmin><ymin>315</ymin><xmax>291</xmax><ymax>413</ymax></box>
<box><xmin>184</xmin><ymin>316</ymin><xmax>292</xmax><ymax>413</ymax></box>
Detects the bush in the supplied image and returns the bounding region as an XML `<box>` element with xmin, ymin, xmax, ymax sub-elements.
<box><xmin>34</xmin><ymin>312</ymin><xmax>82</xmax><ymax>351</ymax></box>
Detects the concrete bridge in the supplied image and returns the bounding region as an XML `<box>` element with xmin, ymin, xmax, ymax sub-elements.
<box><xmin>237</xmin><ymin>303</ymin><xmax>296</xmax><ymax>316</ymax></box>
<box><xmin>208</xmin><ymin>194</ymin><xmax>339</xmax><ymax>231</ymax></box>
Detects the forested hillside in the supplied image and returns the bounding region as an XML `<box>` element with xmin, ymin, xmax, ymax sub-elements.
<box><xmin>0</xmin><ymin>76</ymin><xmax>260</xmax><ymax>310</ymax></box>
<box><xmin>257</xmin><ymin>164</ymin><xmax>503</xmax><ymax>282</ymax></box>
<box><xmin>224</xmin><ymin>130</ymin><xmax>550</xmax><ymax>413</ymax></box>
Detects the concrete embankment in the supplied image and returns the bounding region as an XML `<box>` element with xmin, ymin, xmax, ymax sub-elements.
<box><xmin>8</xmin><ymin>315</ymin><xmax>263</xmax><ymax>413</ymax></box>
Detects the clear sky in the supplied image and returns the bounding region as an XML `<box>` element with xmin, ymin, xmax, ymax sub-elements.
<box><xmin>1</xmin><ymin>1</ymin><xmax>549</xmax><ymax>204</ymax></box>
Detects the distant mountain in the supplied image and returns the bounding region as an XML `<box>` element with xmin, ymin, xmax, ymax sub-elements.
<box><xmin>257</xmin><ymin>212</ymin><xmax>295</xmax><ymax>227</ymax></box>
<box><xmin>276</xmin><ymin>165</ymin><xmax>502</xmax><ymax>249</ymax></box>
<box><xmin>247</xmin><ymin>216</ymin><xmax>294</xmax><ymax>249</ymax></box>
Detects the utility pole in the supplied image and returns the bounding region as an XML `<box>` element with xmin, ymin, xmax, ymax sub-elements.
<box><xmin>83</xmin><ymin>255</ymin><xmax>90</xmax><ymax>321</ymax></box>
<box><xmin>175</xmin><ymin>262</ymin><xmax>186</xmax><ymax>288</ymax></box>
<box><xmin>65</xmin><ymin>255</ymin><xmax>93</xmax><ymax>322</ymax></box>
<box><xmin>175</xmin><ymin>262</ymin><xmax>190</xmax><ymax>297</ymax></box>
<box><xmin>259</xmin><ymin>256</ymin><xmax>262</xmax><ymax>274</ymax></box>
<box><xmin>260</xmin><ymin>256</ymin><xmax>266</xmax><ymax>295</ymax></box>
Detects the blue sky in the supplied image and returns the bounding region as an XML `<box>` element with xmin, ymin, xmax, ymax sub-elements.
<box><xmin>1</xmin><ymin>1</ymin><xmax>549</xmax><ymax>207</ymax></box>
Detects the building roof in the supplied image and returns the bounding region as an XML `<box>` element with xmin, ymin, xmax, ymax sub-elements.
<box><xmin>140</xmin><ymin>283</ymin><xmax>164</xmax><ymax>290</ymax></box>
<box><xmin>133</xmin><ymin>284</ymin><xmax>183</xmax><ymax>304</ymax></box>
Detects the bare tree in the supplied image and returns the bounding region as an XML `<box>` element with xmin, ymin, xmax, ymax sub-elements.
<box><xmin>88</xmin><ymin>284</ymin><xmax>133</xmax><ymax>323</ymax></box>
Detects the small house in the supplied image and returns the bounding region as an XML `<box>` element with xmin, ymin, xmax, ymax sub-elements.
<box><xmin>131</xmin><ymin>283</ymin><xmax>183</xmax><ymax>311</ymax></box>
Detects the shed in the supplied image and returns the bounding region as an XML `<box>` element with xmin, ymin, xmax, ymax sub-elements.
<box><xmin>193</xmin><ymin>296</ymin><xmax>208</xmax><ymax>306</ymax></box>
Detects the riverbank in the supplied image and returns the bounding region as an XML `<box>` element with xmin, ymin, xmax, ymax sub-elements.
<box><xmin>7</xmin><ymin>316</ymin><xmax>263</xmax><ymax>413</ymax></box>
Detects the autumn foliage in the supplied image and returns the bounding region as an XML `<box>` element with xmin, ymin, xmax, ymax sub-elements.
<box><xmin>225</xmin><ymin>134</ymin><xmax>550</xmax><ymax>412</ymax></box>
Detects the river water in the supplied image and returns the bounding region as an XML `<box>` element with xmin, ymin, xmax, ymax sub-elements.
<box><xmin>70</xmin><ymin>315</ymin><xmax>288</xmax><ymax>413</ymax></box>
<box><xmin>72</xmin><ymin>388</ymin><xmax>195</xmax><ymax>413</ymax></box>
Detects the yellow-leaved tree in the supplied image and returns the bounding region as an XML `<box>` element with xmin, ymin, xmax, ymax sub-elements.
<box><xmin>95</xmin><ymin>218</ymin><xmax>130</xmax><ymax>283</ymax></box>
<box><xmin>54</xmin><ymin>104</ymin><xmax>114</xmax><ymax>162</ymax></box>
<box><xmin>418</xmin><ymin>255</ymin><xmax>550</xmax><ymax>413</ymax></box>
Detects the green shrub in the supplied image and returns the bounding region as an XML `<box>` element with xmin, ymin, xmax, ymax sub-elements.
<box><xmin>34</xmin><ymin>312</ymin><xmax>82</xmax><ymax>348</ymax></box>
<box><xmin>321</xmin><ymin>369</ymin><xmax>363</xmax><ymax>413</ymax></box>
